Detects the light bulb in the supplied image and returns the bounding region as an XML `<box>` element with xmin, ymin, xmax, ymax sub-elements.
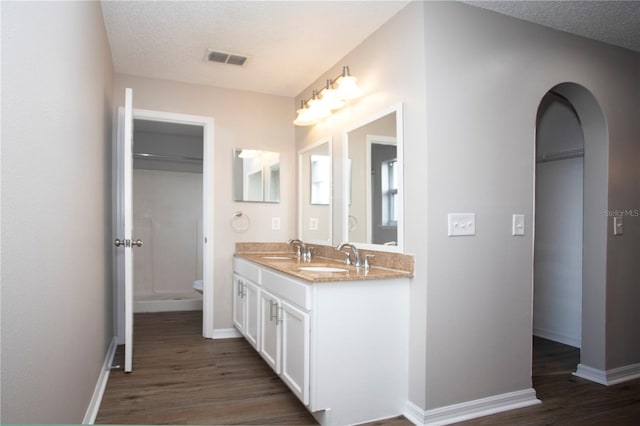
<box><xmin>307</xmin><ymin>90</ymin><xmax>330</xmax><ymax>119</ymax></box>
<box><xmin>320</xmin><ymin>79</ymin><xmax>345</xmax><ymax>110</ymax></box>
<box><xmin>293</xmin><ymin>106</ymin><xmax>318</xmax><ymax>126</ymax></box>
<box><xmin>336</xmin><ymin>66</ymin><xmax>363</xmax><ymax>100</ymax></box>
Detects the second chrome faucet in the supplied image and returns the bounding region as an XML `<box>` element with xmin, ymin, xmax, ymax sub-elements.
<box><xmin>288</xmin><ymin>239</ymin><xmax>313</xmax><ymax>262</ymax></box>
<box><xmin>336</xmin><ymin>242</ymin><xmax>375</xmax><ymax>270</ymax></box>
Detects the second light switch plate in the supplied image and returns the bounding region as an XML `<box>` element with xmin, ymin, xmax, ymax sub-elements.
<box><xmin>512</xmin><ymin>214</ymin><xmax>525</xmax><ymax>236</ymax></box>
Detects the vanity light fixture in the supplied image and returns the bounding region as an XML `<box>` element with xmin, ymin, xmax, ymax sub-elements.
<box><xmin>238</xmin><ymin>149</ymin><xmax>261</xmax><ymax>159</ymax></box>
<box><xmin>293</xmin><ymin>66</ymin><xmax>363</xmax><ymax>126</ymax></box>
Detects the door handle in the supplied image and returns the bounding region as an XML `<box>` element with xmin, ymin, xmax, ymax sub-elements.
<box><xmin>114</xmin><ymin>239</ymin><xmax>143</xmax><ymax>248</ymax></box>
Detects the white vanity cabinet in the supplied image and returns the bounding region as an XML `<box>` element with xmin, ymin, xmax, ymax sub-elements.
<box><xmin>233</xmin><ymin>256</ymin><xmax>409</xmax><ymax>426</ymax></box>
<box><xmin>259</xmin><ymin>267</ymin><xmax>312</xmax><ymax>405</ymax></box>
<box><xmin>280</xmin><ymin>300</ymin><xmax>310</xmax><ymax>405</ymax></box>
<box><xmin>258</xmin><ymin>289</ymin><xmax>280</xmax><ymax>372</ymax></box>
<box><xmin>232</xmin><ymin>275</ymin><xmax>260</xmax><ymax>349</ymax></box>
<box><xmin>232</xmin><ymin>258</ymin><xmax>261</xmax><ymax>350</ymax></box>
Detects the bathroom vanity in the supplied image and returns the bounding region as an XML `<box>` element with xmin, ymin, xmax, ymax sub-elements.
<box><xmin>233</xmin><ymin>244</ymin><xmax>412</xmax><ymax>426</ymax></box>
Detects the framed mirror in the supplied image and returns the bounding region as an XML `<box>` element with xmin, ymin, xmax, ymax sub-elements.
<box><xmin>344</xmin><ymin>104</ymin><xmax>403</xmax><ymax>252</ymax></box>
<box><xmin>299</xmin><ymin>138</ymin><xmax>332</xmax><ymax>245</ymax></box>
<box><xmin>233</xmin><ymin>148</ymin><xmax>280</xmax><ymax>203</ymax></box>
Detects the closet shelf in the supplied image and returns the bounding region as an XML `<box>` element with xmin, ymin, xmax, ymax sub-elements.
<box><xmin>134</xmin><ymin>152</ymin><xmax>203</xmax><ymax>164</ymax></box>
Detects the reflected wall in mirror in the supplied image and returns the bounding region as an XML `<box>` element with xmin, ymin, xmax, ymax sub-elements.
<box><xmin>345</xmin><ymin>104</ymin><xmax>403</xmax><ymax>252</ymax></box>
<box><xmin>299</xmin><ymin>138</ymin><xmax>332</xmax><ymax>244</ymax></box>
<box><xmin>233</xmin><ymin>148</ymin><xmax>280</xmax><ymax>203</ymax></box>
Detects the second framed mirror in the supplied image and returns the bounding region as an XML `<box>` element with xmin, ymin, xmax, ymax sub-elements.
<box><xmin>299</xmin><ymin>137</ymin><xmax>332</xmax><ymax>245</ymax></box>
<box><xmin>344</xmin><ymin>104</ymin><xmax>403</xmax><ymax>252</ymax></box>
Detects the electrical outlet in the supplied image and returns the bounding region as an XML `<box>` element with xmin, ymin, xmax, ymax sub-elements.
<box><xmin>309</xmin><ymin>217</ymin><xmax>319</xmax><ymax>231</ymax></box>
<box><xmin>271</xmin><ymin>217</ymin><xmax>280</xmax><ymax>231</ymax></box>
<box><xmin>448</xmin><ymin>213</ymin><xmax>476</xmax><ymax>236</ymax></box>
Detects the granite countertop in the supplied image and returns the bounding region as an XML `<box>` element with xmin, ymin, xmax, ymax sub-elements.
<box><xmin>235</xmin><ymin>252</ymin><xmax>412</xmax><ymax>283</ymax></box>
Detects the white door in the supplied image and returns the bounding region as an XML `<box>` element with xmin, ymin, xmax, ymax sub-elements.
<box><xmin>232</xmin><ymin>274</ymin><xmax>245</xmax><ymax>332</ymax></box>
<box><xmin>281</xmin><ymin>301</ymin><xmax>310</xmax><ymax>405</ymax></box>
<box><xmin>115</xmin><ymin>88</ymin><xmax>141</xmax><ymax>373</ymax></box>
<box><xmin>244</xmin><ymin>281</ymin><xmax>260</xmax><ymax>350</ymax></box>
<box><xmin>259</xmin><ymin>290</ymin><xmax>281</xmax><ymax>373</ymax></box>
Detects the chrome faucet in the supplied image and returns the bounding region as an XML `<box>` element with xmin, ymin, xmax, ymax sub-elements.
<box><xmin>336</xmin><ymin>242</ymin><xmax>361</xmax><ymax>267</ymax></box>
<box><xmin>288</xmin><ymin>239</ymin><xmax>307</xmax><ymax>259</ymax></box>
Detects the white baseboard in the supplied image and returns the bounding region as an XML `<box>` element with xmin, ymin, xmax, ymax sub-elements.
<box><xmin>212</xmin><ymin>327</ymin><xmax>242</xmax><ymax>339</ymax></box>
<box><xmin>134</xmin><ymin>298</ymin><xmax>202</xmax><ymax>313</ymax></box>
<box><xmin>574</xmin><ymin>363</ymin><xmax>640</xmax><ymax>386</ymax></box>
<box><xmin>533</xmin><ymin>327</ymin><xmax>581</xmax><ymax>348</ymax></box>
<box><xmin>403</xmin><ymin>389</ymin><xmax>540</xmax><ymax>425</ymax></box>
<box><xmin>83</xmin><ymin>336</ymin><xmax>117</xmax><ymax>424</ymax></box>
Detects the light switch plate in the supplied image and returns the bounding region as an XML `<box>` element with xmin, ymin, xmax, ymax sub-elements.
<box><xmin>613</xmin><ymin>216</ymin><xmax>623</xmax><ymax>235</ymax></box>
<box><xmin>448</xmin><ymin>213</ymin><xmax>476</xmax><ymax>236</ymax></box>
<box><xmin>271</xmin><ymin>217</ymin><xmax>281</xmax><ymax>231</ymax></box>
<box><xmin>512</xmin><ymin>214</ymin><xmax>525</xmax><ymax>236</ymax></box>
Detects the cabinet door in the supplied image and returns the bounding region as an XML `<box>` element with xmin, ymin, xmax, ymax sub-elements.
<box><xmin>244</xmin><ymin>280</ymin><xmax>260</xmax><ymax>350</ymax></box>
<box><xmin>232</xmin><ymin>274</ymin><xmax>245</xmax><ymax>332</ymax></box>
<box><xmin>281</xmin><ymin>300</ymin><xmax>310</xmax><ymax>405</ymax></box>
<box><xmin>259</xmin><ymin>290</ymin><xmax>281</xmax><ymax>373</ymax></box>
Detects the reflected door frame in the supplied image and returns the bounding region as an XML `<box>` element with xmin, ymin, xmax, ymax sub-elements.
<box><xmin>365</xmin><ymin>135</ymin><xmax>397</xmax><ymax>245</ymax></box>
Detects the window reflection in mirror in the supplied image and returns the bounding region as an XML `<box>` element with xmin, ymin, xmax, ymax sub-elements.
<box><xmin>345</xmin><ymin>105</ymin><xmax>403</xmax><ymax>252</ymax></box>
<box><xmin>299</xmin><ymin>138</ymin><xmax>332</xmax><ymax>245</ymax></box>
<box><xmin>233</xmin><ymin>149</ymin><xmax>280</xmax><ymax>203</ymax></box>
<box><xmin>311</xmin><ymin>155</ymin><xmax>331</xmax><ymax>205</ymax></box>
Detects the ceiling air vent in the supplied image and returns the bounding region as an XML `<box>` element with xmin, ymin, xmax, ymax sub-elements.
<box><xmin>205</xmin><ymin>49</ymin><xmax>248</xmax><ymax>67</ymax></box>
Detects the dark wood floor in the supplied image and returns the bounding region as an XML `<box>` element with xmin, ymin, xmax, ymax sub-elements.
<box><xmin>96</xmin><ymin>311</ymin><xmax>316</xmax><ymax>425</ymax></box>
<box><xmin>456</xmin><ymin>338</ymin><xmax>640</xmax><ymax>425</ymax></box>
<box><xmin>96</xmin><ymin>311</ymin><xmax>640</xmax><ymax>425</ymax></box>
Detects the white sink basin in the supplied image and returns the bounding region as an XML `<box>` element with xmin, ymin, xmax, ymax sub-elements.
<box><xmin>297</xmin><ymin>266</ymin><xmax>349</xmax><ymax>273</ymax></box>
<box><xmin>262</xmin><ymin>256</ymin><xmax>294</xmax><ymax>260</ymax></box>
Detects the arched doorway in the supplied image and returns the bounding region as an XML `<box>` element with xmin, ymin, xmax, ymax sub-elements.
<box><xmin>533</xmin><ymin>82</ymin><xmax>609</xmax><ymax>382</ymax></box>
<box><xmin>534</xmin><ymin>91</ymin><xmax>584</xmax><ymax>348</ymax></box>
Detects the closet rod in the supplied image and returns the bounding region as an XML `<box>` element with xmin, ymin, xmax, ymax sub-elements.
<box><xmin>133</xmin><ymin>152</ymin><xmax>203</xmax><ymax>163</ymax></box>
<box><xmin>536</xmin><ymin>148</ymin><xmax>584</xmax><ymax>164</ymax></box>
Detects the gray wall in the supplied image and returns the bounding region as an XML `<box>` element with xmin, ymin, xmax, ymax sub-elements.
<box><xmin>423</xmin><ymin>1</ymin><xmax>639</xmax><ymax>409</ymax></box>
<box><xmin>1</xmin><ymin>1</ymin><xmax>114</xmax><ymax>422</ymax></box>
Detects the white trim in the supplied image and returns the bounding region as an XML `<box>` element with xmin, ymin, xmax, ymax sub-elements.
<box><xmin>574</xmin><ymin>363</ymin><xmax>640</xmax><ymax>386</ymax></box>
<box><xmin>212</xmin><ymin>328</ymin><xmax>243</xmax><ymax>339</ymax></box>
<box><xmin>404</xmin><ymin>401</ymin><xmax>426</xmax><ymax>425</ymax></box>
<box><xmin>533</xmin><ymin>327</ymin><xmax>581</xmax><ymax>348</ymax></box>
<box><xmin>403</xmin><ymin>389</ymin><xmax>540</xmax><ymax>425</ymax></box>
<box><xmin>115</xmin><ymin>107</ymin><xmax>216</xmax><ymax>341</ymax></box>
<box><xmin>134</xmin><ymin>298</ymin><xmax>202</xmax><ymax>313</ymax></box>
<box><xmin>82</xmin><ymin>337</ymin><xmax>117</xmax><ymax>424</ymax></box>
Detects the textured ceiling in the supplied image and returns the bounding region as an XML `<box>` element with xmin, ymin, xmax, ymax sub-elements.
<box><xmin>101</xmin><ymin>1</ymin><xmax>409</xmax><ymax>97</ymax></box>
<box><xmin>465</xmin><ymin>1</ymin><xmax>640</xmax><ymax>53</ymax></box>
<box><xmin>102</xmin><ymin>1</ymin><xmax>640</xmax><ymax>98</ymax></box>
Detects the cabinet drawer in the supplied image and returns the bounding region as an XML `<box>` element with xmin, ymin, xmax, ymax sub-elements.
<box><xmin>233</xmin><ymin>257</ymin><xmax>261</xmax><ymax>283</ymax></box>
<box><xmin>262</xmin><ymin>269</ymin><xmax>311</xmax><ymax>311</ymax></box>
